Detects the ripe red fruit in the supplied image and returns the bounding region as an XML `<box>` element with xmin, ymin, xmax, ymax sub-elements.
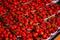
<box><xmin>5</xmin><ymin>34</ymin><xmax>8</xmax><ymax>38</ymax></box>
<box><xmin>33</xmin><ymin>33</ymin><xmax>38</xmax><ymax>37</ymax></box>
<box><xmin>42</xmin><ymin>34</ymin><xmax>47</xmax><ymax>39</ymax></box>
<box><xmin>10</xmin><ymin>34</ymin><xmax>12</xmax><ymax>38</ymax></box>
<box><xmin>45</xmin><ymin>30</ymin><xmax>49</xmax><ymax>34</ymax></box>
<box><xmin>0</xmin><ymin>0</ymin><xmax>60</xmax><ymax>40</ymax></box>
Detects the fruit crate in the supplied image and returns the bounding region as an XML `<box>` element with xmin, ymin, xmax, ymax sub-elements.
<box><xmin>0</xmin><ymin>0</ymin><xmax>60</xmax><ymax>40</ymax></box>
<box><xmin>44</xmin><ymin>27</ymin><xmax>60</xmax><ymax>40</ymax></box>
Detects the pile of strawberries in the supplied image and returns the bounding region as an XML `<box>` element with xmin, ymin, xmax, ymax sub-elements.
<box><xmin>0</xmin><ymin>0</ymin><xmax>60</xmax><ymax>40</ymax></box>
